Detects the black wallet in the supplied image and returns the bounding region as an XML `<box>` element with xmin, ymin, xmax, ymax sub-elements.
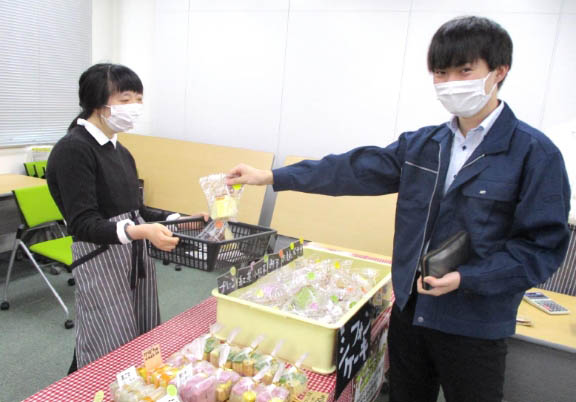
<box><xmin>421</xmin><ymin>231</ymin><xmax>470</xmax><ymax>290</ymax></box>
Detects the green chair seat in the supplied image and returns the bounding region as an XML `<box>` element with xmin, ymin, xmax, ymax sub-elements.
<box><xmin>29</xmin><ymin>236</ymin><xmax>74</xmax><ymax>266</ymax></box>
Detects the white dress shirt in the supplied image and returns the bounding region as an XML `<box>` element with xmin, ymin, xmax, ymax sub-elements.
<box><xmin>444</xmin><ymin>101</ymin><xmax>505</xmax><ymax>195</ymax></box>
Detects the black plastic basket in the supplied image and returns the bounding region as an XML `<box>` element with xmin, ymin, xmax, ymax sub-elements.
<box><xmin>147</xmin><ymin>217</ymin><xmax>277</xmax><ymax>271</ymax></box>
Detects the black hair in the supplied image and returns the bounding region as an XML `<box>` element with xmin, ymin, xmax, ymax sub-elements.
<box><xmin>68</xmin><ymin>63</ymin><xmax>143</xmax><ymax>131</ymax></box>
<box><xmin>427</xmin><ymin>16</ymin><xmax>513</xmax><ymax>88</ymax></box>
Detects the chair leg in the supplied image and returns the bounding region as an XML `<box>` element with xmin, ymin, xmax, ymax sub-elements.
<box><xmin>1</xmin><ymin>239</ymin><xmax>22</xmax><ymax>309</ymax></box>
<box><xmin>19</xmin><ymin>244</ymin><xmax>71</xmax><ymax>321</ymax></box>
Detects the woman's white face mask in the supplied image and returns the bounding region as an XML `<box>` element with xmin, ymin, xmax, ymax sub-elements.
<box><xmin>434</xmin><ymin>72</ymin><xmax>496</xmax><ymax>118</ymax></box>
<box><xmin>102</xmin><ymin>103</ymin><xmax>143</xmax><ymax>132</ymax></box>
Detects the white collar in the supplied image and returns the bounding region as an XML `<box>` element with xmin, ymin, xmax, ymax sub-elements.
<box><xmin>447</xmin><ymin>100</ymin><xmax>505</xmax><ymax>137</ymax></box>
<box><xmin>77</xmin><ymin>118</ymin><xmax>117</xmax><ymax>148</ymax></box>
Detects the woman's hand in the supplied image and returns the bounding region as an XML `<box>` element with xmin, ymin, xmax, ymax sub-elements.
<box><xmin>126</xmin><ymin>223</ymin><xmax>179</xmax><ymax>251</ymax></box>
<box><xmin>227</xmin><ymin>164</ymin><xmax>273</xmax><ymax>186</ymax></box>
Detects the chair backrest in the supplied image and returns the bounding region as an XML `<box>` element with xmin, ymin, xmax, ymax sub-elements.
<box><xmin>270</xmin><ymin>156</ymin><xmax>397</xmax><ymax>256</ymax></box>
<box><xmin>34</xmin><ymin>161</ymin><xmax>48</xmax><ymax>178</ymax></box>
<box><xmin>538</xmin><ymin>223</ymin><xmax>576</xmax><ymax>296</ymax></box>
<box><xmin>24</xmin><ymin>162</ymin><xmax>37</xmax><ymax>177</ymax></box>
<box><xmin>12</xmin><ymin>184</ymin><xmax>64</xmax><ymax>228</ymax></box>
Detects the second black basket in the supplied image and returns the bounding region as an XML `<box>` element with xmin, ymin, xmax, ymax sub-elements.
<box><xmin>147</xmin><ymin>217</ymin><xmax>277</xmax><ymax>271</ymax></box>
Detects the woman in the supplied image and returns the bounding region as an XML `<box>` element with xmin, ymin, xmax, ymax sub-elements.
<box><xmin>47</xmin><ymin>63</ymin><xmax>199</xmax><ymax>371</ymax></box>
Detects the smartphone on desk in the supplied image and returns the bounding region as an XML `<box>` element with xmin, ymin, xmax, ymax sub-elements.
<box><xmin>523</xmin><ymin>291</ymin><xmax>569</xmax><ymax>315</ymax></box>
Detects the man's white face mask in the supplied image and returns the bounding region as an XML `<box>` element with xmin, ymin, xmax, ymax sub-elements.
<box><xmin>434</xmin><ymin>72</ymin><xmax>496</xmax><ymax>118</ymax></box>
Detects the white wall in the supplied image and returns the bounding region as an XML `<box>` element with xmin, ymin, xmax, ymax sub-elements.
<box><xmin>110</xmin><ymin>0</ymin><xmax>576</xmax><ymax>169</ymax></box>
<box><xmin>4</xmin><ymin>0</ymin><xmax>574</xmax><ymax>183</ymax></box>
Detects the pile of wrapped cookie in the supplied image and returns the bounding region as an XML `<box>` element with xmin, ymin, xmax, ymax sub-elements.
<box><xmin>110</xmin><ymin>325</ymin><xmax>308</xmax><ymax>402</ymax></box>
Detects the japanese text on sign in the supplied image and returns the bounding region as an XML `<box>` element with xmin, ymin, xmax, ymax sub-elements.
<box><xmin>335</xmin><ymin>303</ymin><xmax>372</xmax><ymax>398</ymax></box>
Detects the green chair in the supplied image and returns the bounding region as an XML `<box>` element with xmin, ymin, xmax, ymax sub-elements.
<box><xmin>23</xmin><ymin>161</ymin><xmax>48</xmax><ymax>178</ymax></box>
<box><xmin>34</xmin><ymin>160</ymin><xmax>48</xmax><ymax>178</ymax></box>
<box><xmin>24</xmin><ymin>161</ymin><xmax>37</xmax><ymax>177</ymax></box>
<box><xmin>1</xmin><ymin>184</ymin><xmax>74</xmax><ymax>329</ymax></box>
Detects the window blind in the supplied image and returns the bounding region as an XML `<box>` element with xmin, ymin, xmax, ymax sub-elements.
<box><xmin>0</xmin><ymin>0</ymin><xmax>91</xmax><ymax>147</ymax></box>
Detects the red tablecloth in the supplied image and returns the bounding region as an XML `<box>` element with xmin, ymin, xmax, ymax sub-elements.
<box><xmin>25</xmin><ymin>297</ymin><xmax>357</xmax><ymax>402</ymax></box>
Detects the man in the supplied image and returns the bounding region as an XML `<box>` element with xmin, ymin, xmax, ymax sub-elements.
<box><xmin>228</xmin><ymin>16</ymin><xmax>570</xmax><ymax>402</ymax></box>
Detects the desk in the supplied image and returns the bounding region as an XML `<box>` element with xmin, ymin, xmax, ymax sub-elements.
<box><xmin>504</xmin><ymin>289</ymin><xmax>576</xmax><ymax>402</ymax></box>
<box><xmin>0</xmin><ymin>174</ymin><xmax>45</xmax><ymax>197</ymax></box>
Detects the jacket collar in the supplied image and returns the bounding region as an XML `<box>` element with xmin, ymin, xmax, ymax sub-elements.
<box><xmin>431</xmin><ymin>102</ymin><xmax>517</xmax><ymax>156</ymax></box>
<box><xmin>437</xmin><ymin>103</ymin><xmax>519</xmax><ymax>197</ymax></box>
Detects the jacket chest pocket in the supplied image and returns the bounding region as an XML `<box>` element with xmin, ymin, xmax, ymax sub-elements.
<box><xmin>460</xmin><ymin>180</ymin><xmax>518</xmax><ymax>234</ymax></box>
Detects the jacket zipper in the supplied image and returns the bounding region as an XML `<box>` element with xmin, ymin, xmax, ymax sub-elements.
<box><xmin>462</xmin><ymin>154</ymin><xmax>486</xmax><ymax>169</ymax></box>
<box><xmin>409</xmin><ymin>143</ymin><xmax>442</xmax><ymax>296</ymax></box>
<box><xmin>405</xmin><ymin>161</ymin><xmax>438</xmax><ymax>174</ymax></box>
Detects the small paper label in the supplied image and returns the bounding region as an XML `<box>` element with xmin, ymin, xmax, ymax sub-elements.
<box><xmin>158</xmin><ymin>394</ymin><xmax>180</xmax><ymax>402</ymax></box>
<box><xmin>281</xmin><ymin>245</ymin><xmax>297</xmax><ymax>266</ymax></box>
<box><xmin>237</xmin><ymin>265</ymin><xmax>255</xmax><ymax>288</ymax></box>
<box><xmin>142</xmin><ymin>344</ymin><xmax>163</xmax><ymax>371</ymax></box>
<box><xmin>93</xmin><ymin>390</ymin><xmax>105</xmax><ymax>402</ymax></box>
<box><xmin>295</xmin><ymin>240</ymin><xmax>304</xmax><ymax>256</ymax></box>
<box><xmin>267</xmin><ymin>253</ymin><xmax>281</xmax><ymax>272</ymax></box>
<box><xmin>294</xmin><ymin>391</ymin><xmax>330</xmax><ymax>402</ymax></box>
<box><xmin>116</xmin><ymin>366</ymin><xmax>139</xmax><ymax>387</ymax></box>
<box><xmin>176</xmin><ymin>364</ymin><xmax>194</xmax><ymax>387</ymax></box>
<box><xmin>217</xmin><ymin>269</ymin><xmax>238</xmax><ymax>295</ymax></box>
<box><xmin>213</xmin><ymin>195</ymin><xmax>237</xmax><ymax>219</ymax></box>
<box><xmin>253</xmin><ymin>259</ymin><xmax>268</xmax><ymax>279</ymax></box>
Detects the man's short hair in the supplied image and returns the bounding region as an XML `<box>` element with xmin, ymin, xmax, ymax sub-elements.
<box><xmin>427</xmin><ymin>16</ymin><xmax>513</xmax><ymax>88</ymax></box>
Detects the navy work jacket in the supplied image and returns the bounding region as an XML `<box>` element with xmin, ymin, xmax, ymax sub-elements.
<box><xmin>273</xmin><ymin>104</ymin><xmax>570</xmax><ymax>339</ymax></box>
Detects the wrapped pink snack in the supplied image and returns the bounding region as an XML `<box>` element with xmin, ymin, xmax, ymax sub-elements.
<box><xmin>166</xmin><ymin>351</ymin><xmax>191</xmax><ymax>368</ymax></box>
<box><xmin>179</xmin><ymin>373</ymin><xmax>217</xmax><ymax>402</ymax></box>
<box><xmin>229</xmin><ymin>377</ymin><xmax>257</xmax><ymax>402</ymax></box>
<box><xmin>192</xmin><ymin>360</ymin><xmax>217</xmax><ymax>376</ymax></box>
<box><xmin>214</xmin><ymin>368</ymin><xmax>242</xmax><ymax>402</ymax></box>
<box><xmin>255</xmin><ymin>384</ymin><xmax>290</xmax><ymax>402</ymax></box>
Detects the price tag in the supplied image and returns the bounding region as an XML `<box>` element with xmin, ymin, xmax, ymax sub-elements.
<box><xmin>267</xmin><ymin>253</ymin><xmax>281</xmax><ymax>272</ymax></box>
<box><xmin>142</xmin><ymin>344</ymin><xmax>163</xmax><ymax>371</ymax></box>
<box><xmin>158</xmin><ymin>392</ymin><xmax>181</xmax><ymax>402</ymax></box>
<box><xmin>212</xmin><ymin>195</ymin><xmax>237</xmax><ymax>220</ymax></box>
<box><xmin>282</xmin><ymin>245</ymin><xmax>297</xmax><ymax>265</ymax></box>
<box><xmin>93</xmin><ymin>390</ymin><xmax>105</xmax><ymax>402</ymax></box>
<box><xmin>217</xmin><ymin>267</ymin><xmax>238</xmax><ymax>295</ymax></box>
<box><xmin>253</xmin><ymin>259</ymin><xmax>268</xmax><ymax>279</ymax></box>
<box><xmin>294</xmin><ymin>390</ymin><xmax>329</xmax><ymax>402</ymax></box>
<box><xmin>295</xmin><ymin>239</ymin><xmax>305</xmax><ymax>256</ymax></box>
<box><xmin>175</xmin><ymin>364</ymin><xmax>194</xmax><ymax>387</ymax></box>
<box><xmin>237</xmin><ymin>265</ymin><xmax>255</xmax><ymax>288</ymax></box>
<box><xmin>116</xmin><ymin>365</ymin><xmax>139</xmax><ymax>387</ymax></box>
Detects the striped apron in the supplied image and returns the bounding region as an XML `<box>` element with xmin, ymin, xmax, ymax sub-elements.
<box><xmin>71</xmin><ymin>211</ymin><xmax>160</xmax><ymax>369</ymax></box>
